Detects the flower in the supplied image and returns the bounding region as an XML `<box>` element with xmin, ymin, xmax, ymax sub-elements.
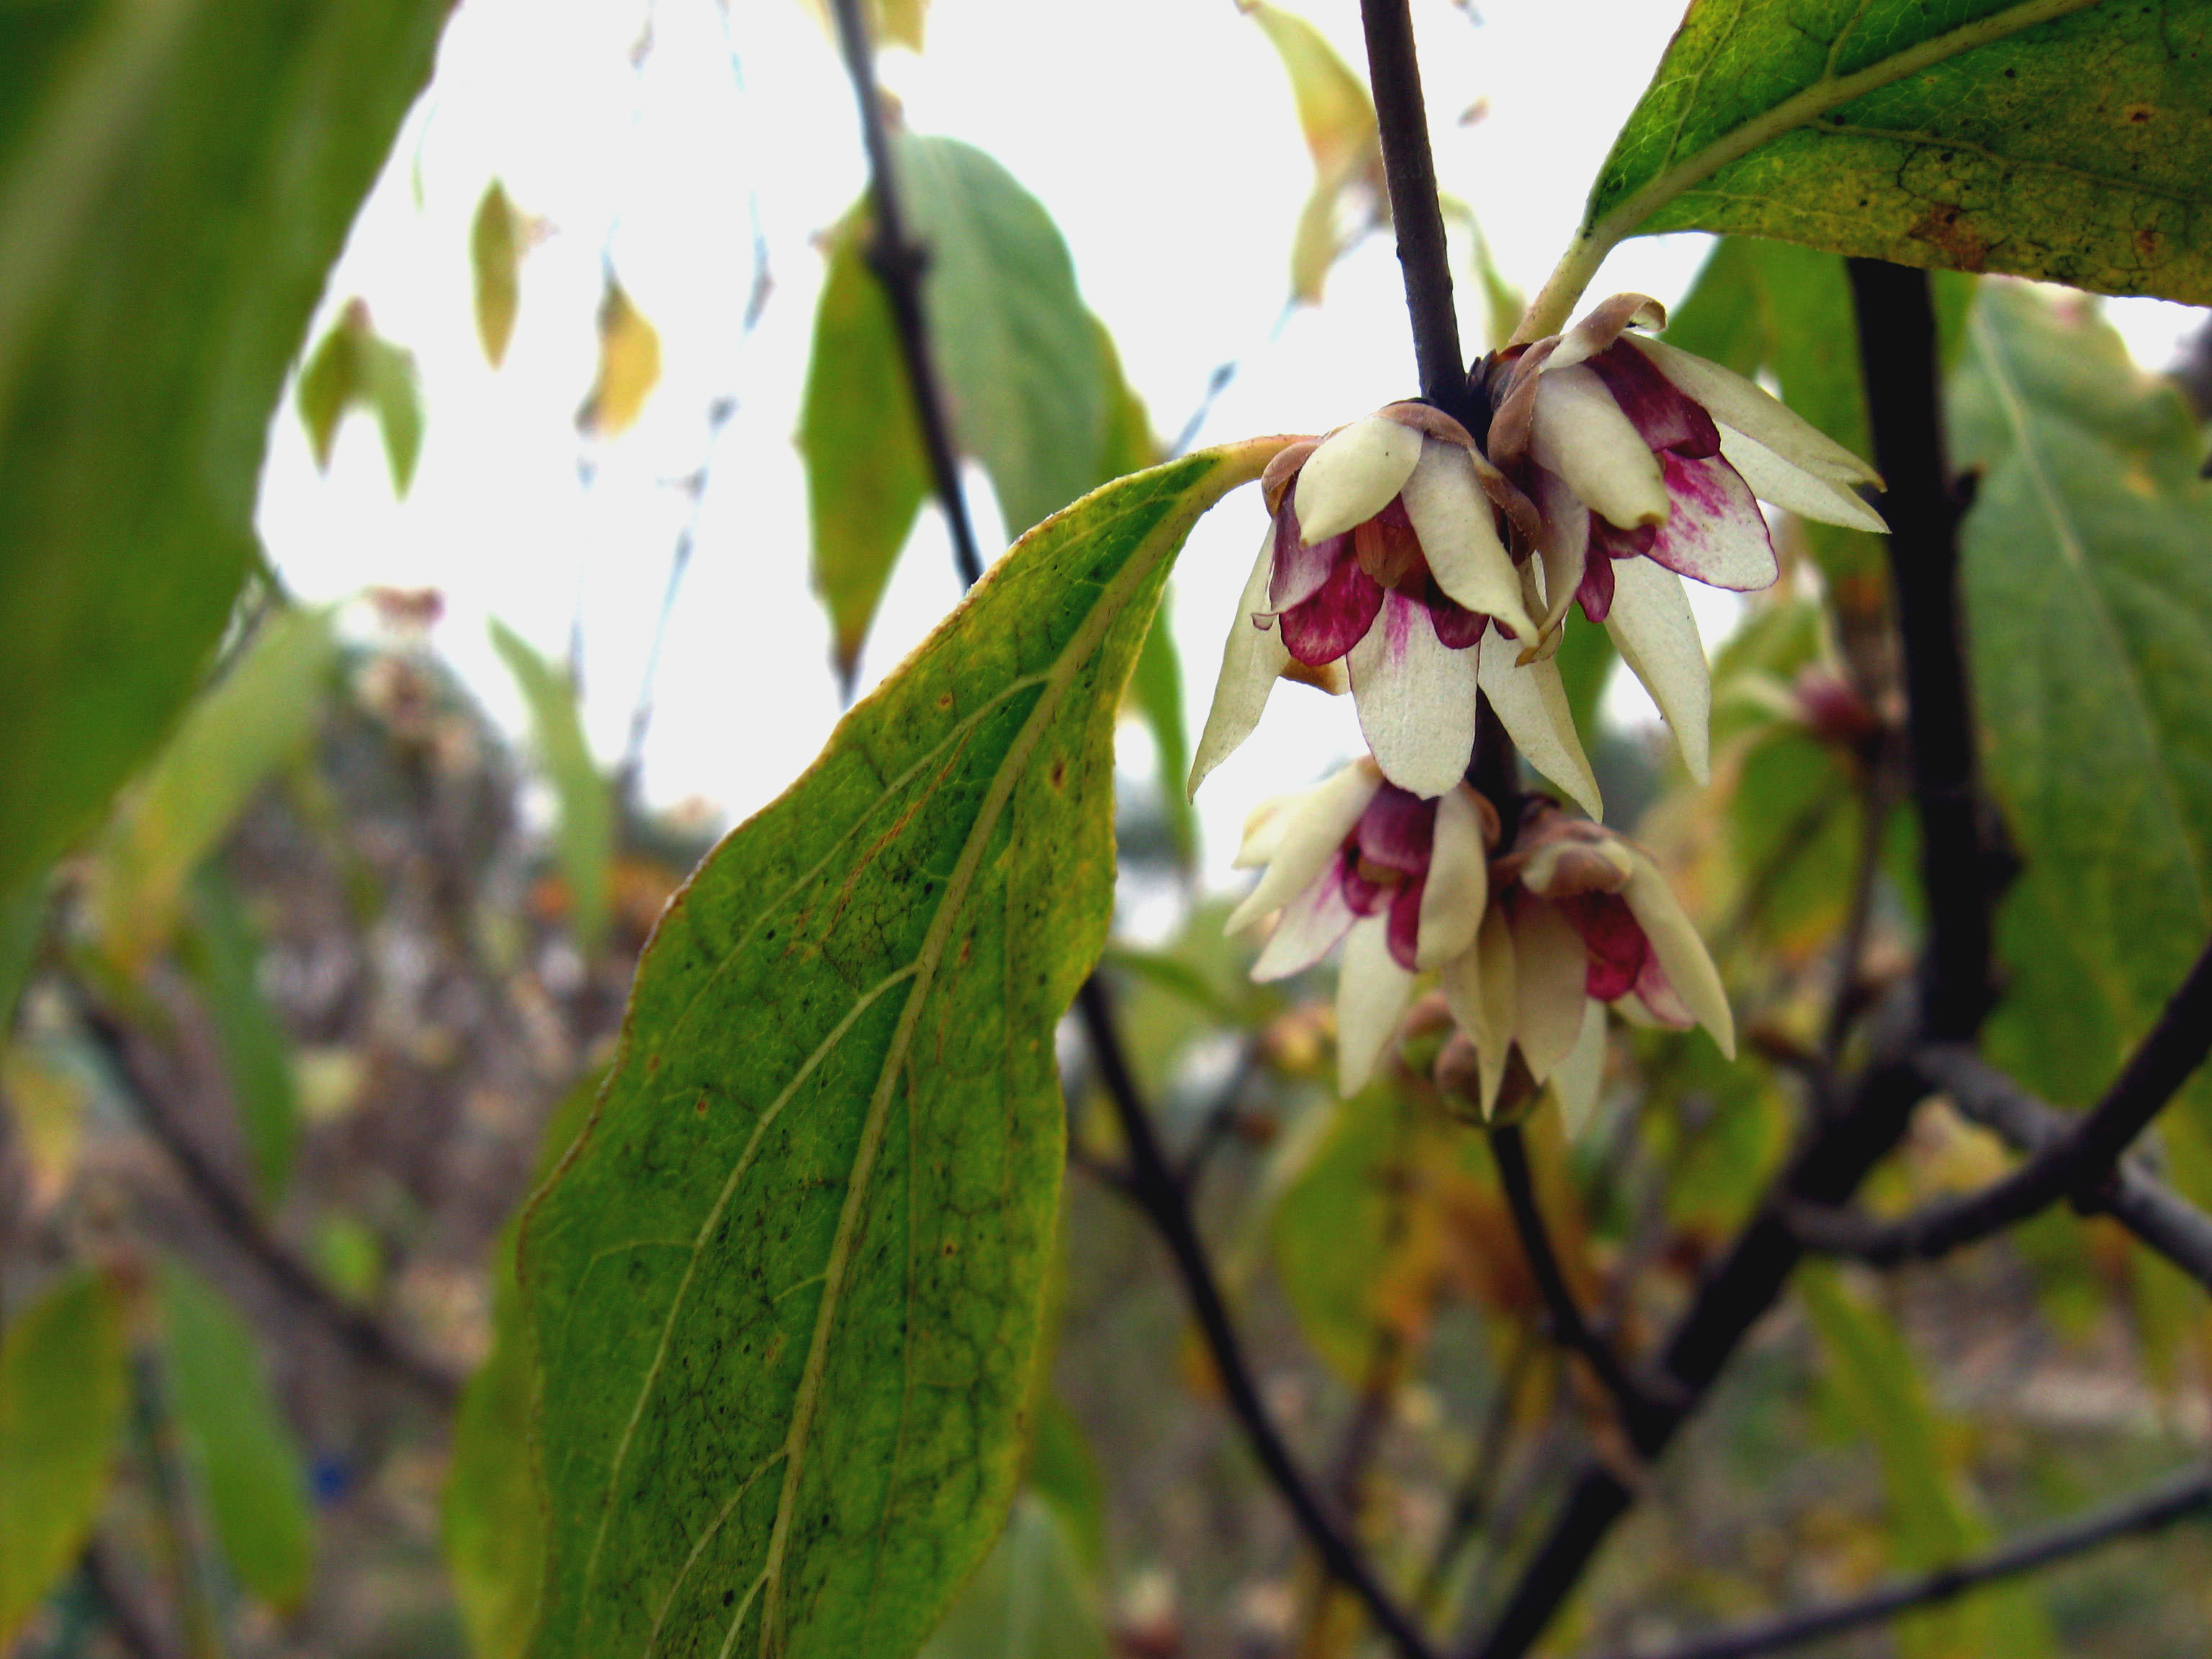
<box><xmin>1192</xmin><ymin>405</ymin><xmax>1601</xmax><ymax>812</ymax></box>
<box><xmin>1229</xmin><ymin>759</ymin><xmax>1495</xmax><ymax>1094</ymax></box>
<box><xmin>1440</xmin><ymin>806</ymin><xmax>1732</xmax><ymax>1131</ymax></box>
<box><xmin>1483</xmin><ymin>293</ymin><xmax>1886</xmax><ymax>783</ymax></box>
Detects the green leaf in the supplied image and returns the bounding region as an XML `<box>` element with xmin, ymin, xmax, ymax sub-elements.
<box><xmin>299</xmin><ymin>301</ymin><xmax>423</xmax><ymax>493</ymax></box>
<box><xmin>1537</xmin><ymin>0</ymin><xmax>2212</xmax><ymax>337</ymax></box>
<box><xmin>1128</xmin><ymin>590</ymin><xmax>1196</xmax><ymax>873</ymax></box>
<box><xmin>445</xmin><ymin>1070</ymin><xmax>603</xmax><ymax>1659</ymax></box>
<box><xmin>0</xmin><ymin>0</ymin><xmax>449</xmax><ymax>903</ymax></box>
<box><xmin>1949</xmin><ymin>282</ymin><xmax>2212</xmax><ymax>1138</ymax></box>
<box><xmin>899</xmin><ymin>135</ymin><xmax>1110</xmax><ymax>541</ymax></box>
<box><xmin>1272</xmin><ymin>1082</ymin><xmax>1406</xmax><ymax>1382</ymax></box>
<box><xmin>490</xmin><ymin>621</ymin><xmax>614</xmax><ymax>955</ymax></box>
<box><xmin>0</xmin><ymin>1270</ymin><xmax>127</xmax><ymax>1648</ymax></box>
<box><xmin>474</xmin><ymin>181</ymin><xmax>523</xmax><ymax>368</ymax></box>
<box><xmin>916</xmin><ymin>1495</ymin><xmax>1107</xmax><ymax>1659</ymax></box>
<box><xmin>181</xmin><ymin>865</ymin><xmax>300</xmax><ymax>1208</ymax></box>
<box><xmin>89</xmin><ymin>606</ymin><xmax>339</xmax><ymax>974</ymax></box>
<box><xmin>577</xmin><ymin>279</ymin><xmax>662</xmax><ymax>439</ymax></box>
<box><xmin>521</xmin><ymin>439</ymin><xmax>1282</xmax><ymax>1659</ymax></box>
<box><xmin>1799</xmin><ymin>1266</ymin><xmax>2055</xmax><ymax>1657</ymax></box>
<box><xmin>800</xmin><ymin>214</ymin><xmax>931</xmax><ymax>688</ymax></box>
<box><xmin>1023</xmin><ymin>1398</ymin><xmax>1105</xmax><ymax>1581</ymax></box>
<box><xmin>157</xmin><ymin>1260</ymin><xmax>315</xmax><ymax>1612</ymax></box>
<box><xmin>1245</xmin><ymin>3</ymin><xmax>1385</xmax><ymax>305</ymax></box>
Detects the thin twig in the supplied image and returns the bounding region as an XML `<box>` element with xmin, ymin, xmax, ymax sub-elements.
<box><xmin>1076</xmin><ymin>976</ymin><xmax>1442</xmax><ymax>1659</ymax></box>
<box><xmin>1490</xmin><ymin>1125</ymin><xmax>1669</xmax><ymax>1444</ymax></box>
<box><xmin>82</xmin><ymin>1541</ymin><xmax>170</xmax><ymax>1659</ymax></box>
<box><xmin>85</xmin><ymin>1008</ymin><xmax>462</xmax><ymax>1408</ymax></box>
<box><xmin>1791</xmin><ymin>937</ymin><xmax>2212</xmax><ymax>1266</ymax></box>
<box><xmin>1587</xmin><ymin>1462</ymin><xmax>2212</xmax><ymax>1659</ymax></box>
<box><xmin>828</xmin><ymin>0</ymin><xmax>984</xmax><ymax>590</ymax></box>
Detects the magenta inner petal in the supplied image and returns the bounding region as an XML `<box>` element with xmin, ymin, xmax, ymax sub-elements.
<box><xmin>1269</xmin><ymin>500</ymin><xmax>1344</xmax><ymax>613</ymax></box>
<box><xmin>1633</xmin><ymin>955</ymin><xmax>1696</xmax><ymax>1028</ymax></box>
<box><xmin>1575</xmin><ymin>547</ymin><xmax>1617</xmax><ymax>623</ymax></box>
<box><xmin>1425</xmin><ymin>583</ymin><xmax>1491</xmax><ymax>649</ymax></box>
<box><xmin>1339</xmin><ymin>853</ymin><xmax>1388</xmax><ymax>918</ymax></box>
<box><xmin>1647</xmin><ymin>452</ymin><xmax>1777</xmax><ymax>592</ymax></box>
<box><xmin>1280</xmin><ymin>556</ymin><xmax>1385</xmax><ymax>665</ymax></box>
<box><xmin>1386</xmin><ymin>876</ymin><xmax>1428</xmax><ymax>972</ymax></box>
<box><xmin>1589</xmin><ymin>342</ymin><xmax>1720</xmax><ymax>459</ymax></box>
<box><xmin>1556</xmin><ymin>892</ymin><xmax>1649</xmax><ymax>1002</ymax></box>
<box><xmin>1356</xmin><ymin>785</ymin><xmax>1438</xmax><ymax>874</ymax></box>
<box><xmin>1592</xmin><ymin>517</ymin><xmax>1657</xmax><ymax>560</ymax></box>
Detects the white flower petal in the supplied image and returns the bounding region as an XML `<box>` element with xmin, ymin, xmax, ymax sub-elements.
<box><xmin>1622</xmin><ymin>854</ymin><xmax>1735</xmax><ymax>1058</ymax></box>
<box><xmin>1226</xmin><ymin>763</ymin><xmax>1382</xmax><ymax>935</ymax></box>
<box><xmin>1631</xmin><ymin>336</ymin><xmax>1880</xmax><ymax>486</ymax></box>
<box><xmin>1233</xmin><ymin>793</ymin><xmax>1298</xmax><ymax>871</ymax></box>
<box><xmin>1718</xmin><ymin>426</ymin><xmax>1888</xmax><ymax>533</ymax></box>
<box><xmin>1295</xmin><ymin>415</ymin><xmax>1424</xmax><ymax>542</ymax></box>
<box><xmin>1529</xmin><ymin>364</ymin><xmax>1668</xmax><ymax>530</ymax></box>
<box><xmin>1443</xmin><ymin>905</ymin><xmax>1517</xmax><ymax>1117</ymax></box>
<box><xmin>1529</xmin><ymin>464</ymin><xmax>1588</xmax><ymax>635</ymax></box>
<box><xmin>1550</xmin><ymin>998</ymin><xmax>1609</xmax><ymax>1138</ymax></box>
<box><xmin>1478</xmin><ymin>644</ymin><xmax>1603</xmax><ymax>821</ymax></box>
<box><xmin>1336</xmin><ymin>912</ymin><xmax>1417</xmax><ymax>1095</ymax></box>
<box><xmin>1190</xmin><ymin>526</ymin><xmax>1292</xmax><ymax>797</ymax></box>
<box><xmin>1399</xmin><ymin>440</ymin><xmax>1536</xmax><ymax>639</ymax></box>
<box><xmin>1346</xmin><ymin>592</ymin><xmax>1480</xmax><ymax>799</ymax></box>
<box><xmin>1511</xmin><ymin>897</ymin><xmax>1588</xmax><ymax>1084</ymax></box>
<box><xmin>1652</xmin><ymin>454</ymin><xmax>1780</xmax><ymax>591</ymax></box>
<box><xmin>1415</xmin><ymin>786</ymin><xmax>1488</xmax><ymax>969</ymax></box>
<box><xmin>1251</xmin><ymin>869</ymin><xmax>1358</xmax><ymax>982</ymax></box>
<box><xmin>1604</xmin><ymin>558</ymin><xmax>1710</xmax><ymax>785</ymax></box>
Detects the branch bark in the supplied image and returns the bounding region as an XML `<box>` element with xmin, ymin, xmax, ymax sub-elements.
<box><xmin>1358</xmin><ymin>0</ymin><xmax>1464</xmax><ymax>418</ymax></box>
<box><xmin>1075</xmin><ymin>977</ymin><xmax>1442</xmax><ymax>1659</ymax></box>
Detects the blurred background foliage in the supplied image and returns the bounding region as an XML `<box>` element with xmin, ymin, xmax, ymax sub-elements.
<box><xmin>8</xmin><ymin>1</ymin><xmax>2212</xmax><ymax>1658</ymax></box>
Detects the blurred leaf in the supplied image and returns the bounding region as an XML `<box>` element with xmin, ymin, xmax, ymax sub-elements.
<box><xmin>297</xmin><ymin>300</ymin><xmax>423</xmax><ymax>493</ymax></box>
<box><xmin>0</xmin><ymin>0</ymin><xmax>449</xmax><ymax>904</ymax></box>
<box><xmin>157</xmin><ymin>1260</ymin><xmax>314</xmax><ymax>1611</ymax></box>
<box><xmin>1949</xmin><ymin>284</ymin><xmax>2212</xmax><ymax>1138</ymax></box>
<box><xmin>0</xmin><ymin>868</ymin><xmax>45</xmax><ymax>1043</ymax></box>
<box><xmin>181</xmin><ymin>866</ymin><xmax>299</xmax><ymax>1208</ymax></box>
<box><xmin>473</xmin><ymin>180</ymin><xmax>523</xmax><ymax>367</ymax></box>
<box><xmin>577</xmin><ymin>279</ymin><xmax>660</xmax><ymax>438</ymax></box>
<box><xmin>521</xmin><ymin>441</ymin><xmax>1284</xmax><ymax>1659</ymax></box>
<box><xmin>917</xmin><ymin>1494</ymin><xmax>1107</xmax><ymax>1659</ymax></box>
<box><xmin>799</xmin><ymin>0</ymin><xmax>927</xmax><ymax>53</ymax></box>
<box><xmin>0</xmin><ymin>1270</ymin><xmax>127</xmax><ymax>1649</ymax></box>
<box><xmin>1582</xmin><ymin>0</ymin><xmax>2212</xmax><ymax>302</ymax></box>
<box><xmin>445</xmin><ymin>1069</ymin><xmax>601</xmax><ymax>1659</ymax></box>
<box><xmin>1025</xmin><ymin>1396</ymin><xmax>1106</xmax><ymax>1581</ymax></box>
<box><xmin>1799</xmin><ymin>1266</ymin><xmax>2055</xmax><ymax>1657</ymax></box>
<box><xmin>1245</xmin><ymin>2</ymin><xmax>1384</xmax><ymax>304</ymax></box>
<box><xmin>0</xmin><ymin>1042</ymin><xmax>89</xmax><ymax>1214</ymax></box>
<box><xmin>800</xmin><ymin>212</ymin><xmax>930</xmax><ymax>686</ymax></box>
<box><xmin>89</xmin><ymin>606</ymin><xmax>338</xmax><ymax>974</ymax></box>
<box><xmin>1272</xmin><ymin>1082</ymin><xmax>1406</xmax><ymax>1381</ymax></box>
<box><xmin>310</xmin><ymin>1215</ymin><xmax>382</xmax><ymax>1305</ymax></box>
<box><xmin>490</xmin><ymin>621</ymin><xmax>613</xmax><ymax>954</ymax></box>
<box><xmin>899</xmin><ymin>135</ymin><xmax>1110</xmax><ymax>540</ymax></box>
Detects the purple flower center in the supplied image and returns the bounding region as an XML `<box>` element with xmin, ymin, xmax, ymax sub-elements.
<box><xmin>1334</xmin><ymin>783</ymin><xmax>1437</xmax><ymax>971</ymax></box>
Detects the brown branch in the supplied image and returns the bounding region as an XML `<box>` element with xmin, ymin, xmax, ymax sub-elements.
<box><xmin>1358</xmin><ymin>0</ymin><xmax>1465</xmax><ymax>418</ymax></box>
<box><xmin>1075</xmin><ymin>976</ymin><xmax>1442</xmax><ymax>1659</ymax></box>
<box><xmin>1791</xmin><ymin>937</ymin><xmax>2212</xmax><ymax>1265</ymax></box>
<box><xmin>827</xmin><ymin>0</ymin><xmax>984</xmax><ymax>594</ymax></box>
<box><xmin>1586</xmin><ymin>1462</ymin><xmax>2212</xmax><ymax>1659</ymax></box>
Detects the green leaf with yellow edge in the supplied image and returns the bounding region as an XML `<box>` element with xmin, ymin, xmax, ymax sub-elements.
<box><xmin>0</xmin><ymin>1269</ymin><xmax>127</xmax><ymax>1649</ymax></box>
<box><xmin>490</xmin><ymin>621</ymin><xmax>614</xmax><ymax>954</ymax></box>
<box><xmin>578</xmin><ymin>279</ymin><xmax>661</xmax><ymax>439</ymax></box>
<box><xmin>520</xmin><ymin>439</ymin><xmax>1284</xmax><ymax>1659</ymax></box>
<box><xmin>1245</xmin><ymin>2</ymin><xmax>1384</xmax><ymax>305</ymax></box>
<box><xmin>89</xmin><ymin>606</ymin><xmax>338</xmax><ymax>975</ymax></box>
<box><xmin>1538</xmin><ymin>0</ymin><xmax>2212</xmax><ymax>337</ymax></box>
<box><xmin>475</xmin><ymin>181</ymin><xmax>523</xmax><ymax>368</ymax></box>
<box><xmin>0</xmin><ymin>0</ymin><xmax>450</xmax><ymax>904</ymax></box>
<box><xmin>1948</xmin><ymin>282</ymin><xmax>2212</xmax><ymax>1149</ymax></box>
<box><xmin>916</xmin><ymin>1494</ymin><xmax>1106</xmax><ymax>1659</ymax></box>
<box><xmin>182</xmin><ymin>865</ymin><xmax>301</xmax><ymax>1208</ymax></box>
<box><xmin>157</xmin><ymin>1259</ymin><xmax>315</xmax><ymax>1612</ymax></box>
<box><xmin>800</xmin><ymin>212</ymin><xmax>931</xmax><ymax>688</ymax></box>
<box><xmin>446</xmin><ymin>1068</ymin><xmax>604</xmax><ymax>1659</ymax></box>
<box><xmin>1799</xmin><ymin>1266</ymin><xmax>2056</xmax><ymax>1658</ymax></box>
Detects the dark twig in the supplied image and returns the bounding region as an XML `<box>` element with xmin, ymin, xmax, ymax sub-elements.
<box><xmin>1588</xmin><ymin>1462</ymin><xmax>2212</xmax><ymax>1659</ymax></box>
<box><xmin>85</xmin><ymin>1009</ymin><xmax>462</xmax><ymax>1408</ymax></box>
<box><xmin>828</xmin><ymin>0</ymin><xmax>984</xmax><ymax>590</ymax></box>
<box><xmin>82</xmin><ymin>1541</ymin><xmax>170</xmax><ymax>1659</ymax></box>
<box><xmin>1076</xmin><ymin>977</ymin><xmax>1442</xmax><ymax>1659</ymax></box>
<box><xmin>1490</xmin><ymin>1125</ymin><xmax>1669</xmax><ymax>1444</ymax></box>
<box><xmin>1791</xmin><ymin>938</ymin><xmax>2212</xmax><ymax>1265</ymax></box>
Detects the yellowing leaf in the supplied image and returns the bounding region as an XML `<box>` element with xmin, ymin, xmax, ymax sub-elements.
<box><xmin>577</xmin><ymin>279</ymin><xmax>660</xmax><ymax>438</ymax></box>
<box><xmin>472</xmin><ymin>180</ymin><xmax>523</xmax><ymax>367</ymax></box>
<box><xmin>797</xmin><ymin>0</ymin><xmax>927</xmax><ymax>53</ymax></box>
<box><xmin>0</xmin><ymin>1043</ymin><xmax>89</xmax><ymax>1213</ymax></box>
<box><xmin>1246</xmin><ymin>2</ymin><xmax>1385</xmax><ymax>303</ymax></box>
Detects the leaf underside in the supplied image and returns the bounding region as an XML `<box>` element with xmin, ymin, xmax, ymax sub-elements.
<box><xmin>1596</xmin><ymin>0</ymin><xmax>2212</xmax><ymax>302</ymax></box>
<box><xmin>521</xmin><ymin>441</ymin><xmax>1282</xmax><ymax>1659</ymax></box>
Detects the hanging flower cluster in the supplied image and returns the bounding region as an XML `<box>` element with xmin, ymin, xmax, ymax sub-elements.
<box><xmin>1195</xmin><ymin>294</ymin><xmax>1881</xmax><ymax>1125</ymax></box>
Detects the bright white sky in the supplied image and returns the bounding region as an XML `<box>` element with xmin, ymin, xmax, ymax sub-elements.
<box><xmin>256</xmin><ymin>0</ymin><xmax>2204</xmax><ymax>886</ymax></box>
